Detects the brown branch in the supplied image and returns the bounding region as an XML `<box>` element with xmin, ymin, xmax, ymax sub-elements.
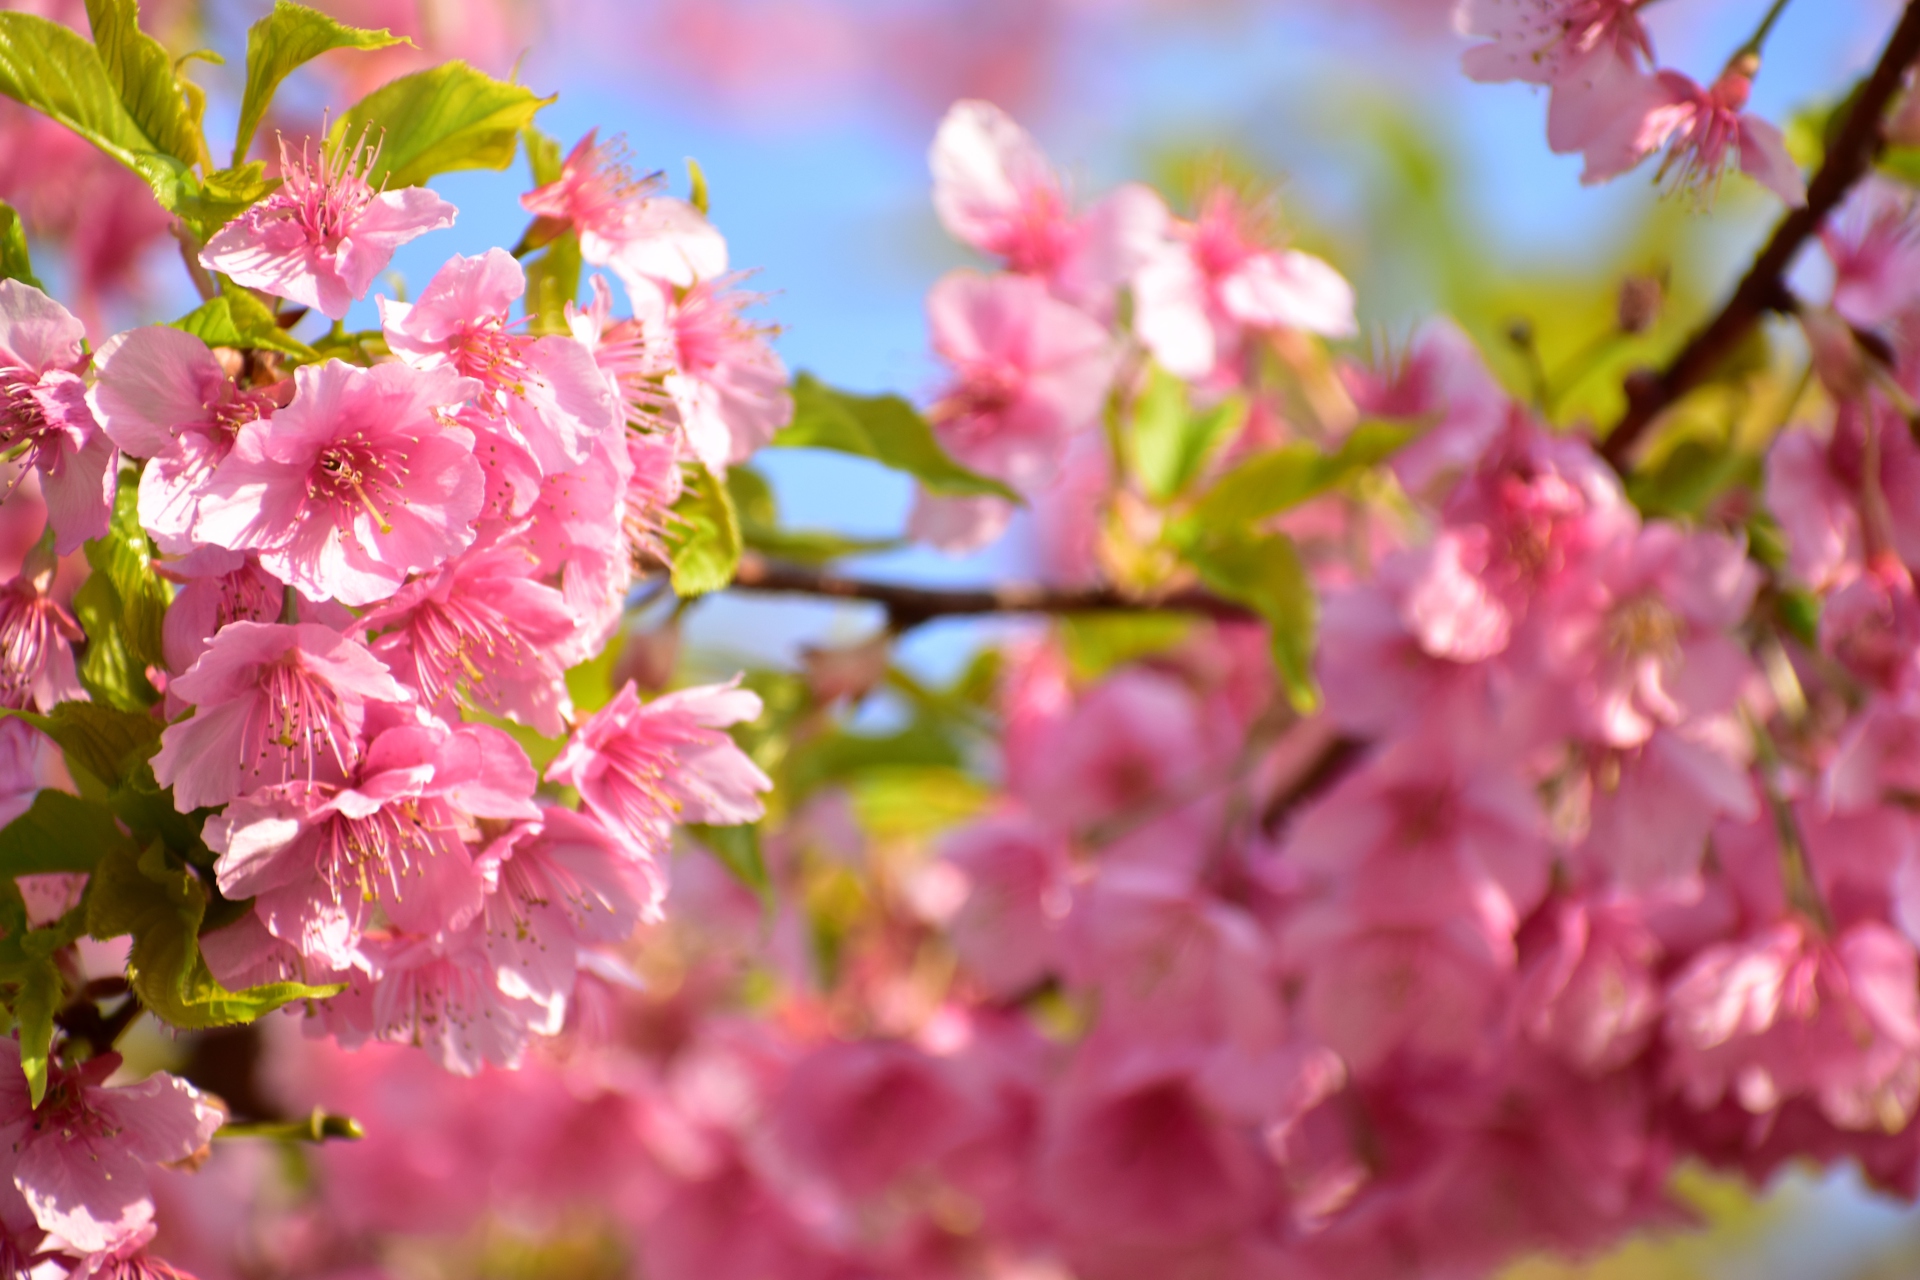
<box><xmin>729</xmin><ymin>551</ymin><xmax>1256</xmax><ymax>631</ymax></box>
<box><xmin>1600</xmin><ymin>0</ymin><xmax>1920</xmax><ymax>471</ymax></box>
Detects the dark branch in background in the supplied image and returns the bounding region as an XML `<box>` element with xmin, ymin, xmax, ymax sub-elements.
<box><xmin>729</xmin><ymin>551</ymin><xmax>1256</xmax><ymax>631</ymax></box>
<box><xmin>1600</xmin><ymin>0</ymin><xmax>1920</xmax><ymax>471</ymax></box>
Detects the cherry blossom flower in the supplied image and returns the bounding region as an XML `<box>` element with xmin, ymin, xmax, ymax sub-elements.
<box><xmin>361</xmin><ymin>538</ymin><xmax>580</xmax><ymax>736</ymax></box>
<box><xmin>380</xmin><ymin>248</ymin><xmax>620</xmax><ymax>474</ymax></box>
<box><xmin>521</xmin><ymin>131</ymin><xmax>726</xmax><ymax>289</ymax></box>
<box><xmin>0</xmin><ymin>1042</ymin><xmax>222</xmax><ymax>1255</ymax></box>
<box><xmin>652</xmin><ymin>276</ymin><xmax>792</xmax><ymax>470</ymax></box>
<box><xmin>930</xmin><ymin>98</ymin><xmax>1167</xmax><ymax>315</ymax></box>
<box><xmin>1571</xmin><ymin>61</ymin><xmax>1806</xmax><ymax>204</ymax></box>
<box><xmin>0</xmin><ymin>551</ymin><xmax>82</xmax><ymax>712</ymax></box>
<box><xmin>0</xmin><ymin>281</ymin><xmax>113</xmax><ymax>552</ymax></box>
<box><xmin>193</xmin><ymin>359</ymin><xmax>484</xmax><ymax>606</ymax></box>
<box><xmin>88</xmin><ymin>325</ymin><xmax>281</xmax><ymax>555</ymax></box>
<box><xmin>152</xmin><ymin>621</ymin><xmax>410</xmax><ymax>811</ymax></box>
<box><xmin>1823</xmin><ymin>177</ymin><xmax>1920</xmax><ymax>329</ymax></box>
<box><xmin>546</xmin><ymin>678</ymin><xmax>771</xmax><ymax>853</ymax></box>
<box><xmin>1457</xmin><ymin>0</ymin><xmax>1654</xmax><ymax>89</ymax></box>
<box><xmin>1133</xmin><ymin>186</ymin><xmax>1356</xmax><ymax>382</ymax></box>
<box><xmin>200</xmin><ymin>133</ymin><xmax>457</xmax><ymax>319</ymax></box>
<box><xmin>909</xmin><ymin>268</ymin><xmax>1114</xmax><ymax>551</ymax></box>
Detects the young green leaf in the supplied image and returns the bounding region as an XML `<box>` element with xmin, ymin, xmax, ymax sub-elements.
<box><xmin>2</xmin><ymin>702</ymin><xmax>161</xmax><ymax>793</ymax></box>
<box><xmin>0</xmin><ymin>12</ymin><xmax>194</xmax><ymax>209</ymax></box>
<box><xmin>775</xmin><ymin>373</ymin><xmax>1020</xmax><ymax>502</ymax></box>
<box><xmin>85</xmin><ymin>0</ymin><xmax>205</xmax><ymax>168</ymax></box>
<box><xmin>1128</xmin><ymin>364</ymin><xmax>1248</xmax><ymax>503</ymax></box>
<box><xmin>523</xmin><ymin>123</ymin><xmax>564</xmax><ymax>186</ymax></box>
<box><xmin>523</xmin><ymin>229</ymin><xmax>581</xmax><ymax>336</ymax></box>
<box><xmin>0</xmin><ymin>201</ymin><xmax>38</xmax><ymax>289</ymax></box>
<box><xmin>172</xmin><ymin>287</ymin><xmax>318</xmax><ymax>359</ymax></box>
<box><xmin>174</xmin><ymin>162</ymin><xmax>278</xmax><ymax>239</ymax></box>
<box><xmin>235</xmin><ymin>1</ymin><xmax>405</xmax><ymax>165</ymax></box>
<box><xmin>0</xmin><ymin>790</ymin><xmax>130</xmax><ymax>876</ymax></box>
<box><xmin>73</xmin><ymin>484</ymin><xmax>170</xmax><ymax>711</ymax></box>
<box><xmin>1182</xmin><ymin>530</ymin><xmax>1318</xmax><ymax>712</ymax></box>
<box><xmin>1184</xmin><ymin>420</ymin><xmax>1412</xmax><ymax>532</ymax></box>
<box><xmin>664</xmin><ymin>463</ymin><xmax>743</xmax><ymax>597</ymax></box>
<box><xmin>330</xmin><ymin>61</ymin><xmax>552</xmax><ymax>191</ymax></box>
<box><xmin>88</xmin><ymin>840</ymin><xmax>344</xmax><ymax>1029</ymax></box>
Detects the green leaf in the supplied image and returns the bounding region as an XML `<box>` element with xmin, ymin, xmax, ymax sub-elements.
<box><xmin>1129</xmin><ymin>364</ymin><xmax>1246</xmax><ymax>503</ymax></box>
<box><xmin>0</xmin><ymin>790</ymin><xmax>130</xmax><ymax>876</ymax></box>
<box><xmin>1183</xmin><ymin>531</ymin><xmax>1317</xmax><ymax>712</ymax></box>
<box><xmin>74</xmin><ymin>484</ymin><xmax>169</xmax><ymax>711</ymax></box>
<box><xmin>786</xmin><ymin>718</ymin><xmax>964</xmax><ymax>802</ymax></box>
<box><xmin>218</xmin><ymin>1108</ymin><xmax>364</xmax><ymax>1142</ymax></box>
<box><xmin>523</xmin><ymin>123</ymin><xmax>563</xmax><ymax>186</ymax></box>
<box><xmin>330</xmin><ymin>60</ymin><xmax>551</xmax><ymax>191</ymax></box>
<box><xmin>0</xmin><ymin>12</ymin><xmax>194</xmax><ymax>209</ymax></box>
<box><xmin>174</xmin><ymin>162</ymin><xmax>277</xmax><ymax>238</ymax></box>
<box><xmin>236</xmin><ymin>0</ymin><xmax>404</xmax><ymax>165</ymax></box>
<box><xmin>0</xmin><ymin>201</ymin><xmax>38</xmax><ymax>290</ymax></box>
<box><xmin>1059</xmin><ymin>613</ymin><xmax>1195</xmax><ymax>682</ymax></box>
<box><xmin>523</xmin><ymin>230</ymin><xmax>580</xmax><ymax>337</ymax></box>
<box><xmin>85</xmin><ymin>0</ymin><xmax>204</xmax><ymax>167</ymax></box>
<box><xmin>775</xmin><ymin>373</ymin><xmax>1019</xmax><ymax>501</ymax></box>
<box><xmin>172</xmin><ymin>286</ymin><xmax>318</xmax><ymax>359</ymax></box>
<box><xmin>3</xmin><ymin>702</ymin><xmax>160</xmax><ymax>793</ymax></box>
<box><xmin>87</xmin><ymin>840</ymin><xmax>343</xmax><ymax>1029</ymax></box>
<box><xmin>1183</xmin><ymin>421</ymin><xmax>1411</xmax><ymax>533</ymax></box>
<box><xmin>685</xmin><ymin>823</ymin><xmax>768</xmax><ymax>895</ymax></box>
<box><xmin>88</xmin><ymin>481</ymin><xmax>169</xmax><ymax>672</ymax></box>
<box><xmin>664</xmin><ymin>463</ymin><xmax>742</xmax><ymax>597</ymax></box>
<box><xmin>686</xmin><ymin>156</ymin><xmax>709</xmax><ymax>215</ymax></box>
<box><xmin>12</xmin><ymin>952</ymin><xmax>60</xmax><ymax>1106</ymax></box>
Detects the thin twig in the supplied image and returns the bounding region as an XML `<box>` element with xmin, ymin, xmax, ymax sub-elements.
<box><xmin>728</xmin><ymin>552</ymin><xmax>1255</xmax><ymax>631</ymax></box>
<box><xmin>171</xmin><ymin>222</ymin><xmax>218</xmax><ymax>303</ymax></box>
<box><xmin>1600</xmin><ymin>0</ymin><xmax>1920</xmax><ymax>471</ymax></box>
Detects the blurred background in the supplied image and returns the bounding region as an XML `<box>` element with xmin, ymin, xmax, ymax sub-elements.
<box><xmin>10</xmin><ymin>0</ymin><xmax>1920</xmax><ymax>1273</ymax></box>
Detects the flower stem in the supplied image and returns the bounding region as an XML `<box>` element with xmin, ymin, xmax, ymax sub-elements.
<box><xmin>1739</xmin><ymin>0</ymin><xmax>1796</xmax><ymax>59</ymax></box>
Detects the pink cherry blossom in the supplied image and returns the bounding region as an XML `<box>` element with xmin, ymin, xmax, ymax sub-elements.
<box><xmin>941</xmin><ymin>812</ymin><xmax>1072</xmax><ymax>999</ymax></box>
<box><xmin>546</xmin><ymin>678</ymin><xmax>771</xmax><ymax>853</ymax></box>
<box><xmin>1342</xmin><ymin>319</ymin><xmax>1510</xmax><ymax>496</ymax></box>
<box><xmin>929</xmin><ymin>98</ymin><xmax>1168</xmax><ymax>316</ymax></box>
<box><xmin>653</xmin><ymin>276</ymin><xmax>792</xmax><ymax>470</ymax></box>
<box><xmin>772</xmin><ymin>1038</ymin><xmax>978</xmax><ymax>1196</ymax></box>
<box><xmin>379</xmin><ymin>248</ymin><xmax>619</xmax><ymax>474</ymax></box>
<box><xmin>151</xmin><ymin>621</ymin><xmax>410</xmax><ymax>811</ymax></box>
<box><xmin>521</xmin><ymin>131</ymin><xmax>727</xmax><ymax>289</ymax></box>
<box><xmin>1132</xmin><ymin>187</ymin><xmax>1356</xmax><ymax>382</ymax></box>
<box><xmin>361</xmin><ymin>538</ymin><xmax>579</xmax><ymax>736</ymax></box>
<box><xmin>922</xmin><ymin>268</ymin><xmax>1115</xmax><ymax>493</ymax></box>
<box><xmin>0</xmin><ymin>552</ymin><xmax>83</xmax><ymax>712</ymax></box>
<box><xmin>207</xmin><ymin>720</ymin><xmax>535</xmax><ymax>967</ymax></box>
<box><xmin>1457</xmin><ymin>0</ymin><xmax>1653</xmax><ymax>89</ymax></box>
<box><xmin>193</xmin><ymin>359</ymin><xmax>484</xmax><ymax>607</ymax></box>
<box><xmin>200</xmin><ymin>134</ymin><xmax>457</xmax><ymax>320</ymax></box>
<box><xmin>1824</xmin><ymin>177</ymin><xmax>1920</xmax><ymax>329</ymax></box>
<box><xmin>88</xmin><ymin>325</ymin><xmax>282</xmax><ymax>555</ymax></box>
<box><xmin>0</xmin><ymin>1043</ymin><xmax>222</xmax><ymax>1255</ymax></box>
<box><xmin>1571</xmin><ymin>62</ymin><xmax>1806</xmax><ymax>205</ymax></box>
<box><xmin>0</xmin><ymin>281</ymin><xmax>113</xmax><ymax>553</ymax></box>
<box><xmin>1665</xmin><ymin>919</ymin><xmax>1920</xmax><ymax>1131</ymax></box>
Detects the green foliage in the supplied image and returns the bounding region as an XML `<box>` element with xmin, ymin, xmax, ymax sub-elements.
<box><xmin>7</xmin><ymin>701</ymin><xmax>159</xmax><ymax>794</ymax></box>
<box><xmin>785</xmin><ymin>715</ymin><xmax>965</xmax><ymax>803</ymax></box>
<box><xmin>88</xmin><ymin>840</ymin><xmax>341</xmax><ymax>1030</ymax></box>
<box><xmin>523</xmin><ymin>124</ymin><xmax>564</xmax><ymax>186</ymax></box>
<box><xmin>686</xmin><ymin>157</ymin><xmax>710</xmax><ymax>215</ymax></box>
<box><xmin>85</xmin><ymin>0</ymin><xmax>205</xmax><ymax>168</ymax></box>
<box><xmin>1128</xmin><ymin>363</ymin><xmax>1246</xmax><ymax>502</ymax></box>
<box><xmin>0</xmin><ymin>11</ymin><xmax>194</xmax><ymax>209</ymax></box>
<box><xmin>0</xmin><ymin>201</ymin><xmax>39</xmax><ymax>289</ymax></box>
<box><xmin>0</xmin><ymin>790</ymin><xmax>131</xmax><ymax>875</ymax></box>
<box><xmin>236</xmin><ymin>1</ymin><xmax>404</xmax><ymax>165</ymax></box>
<box><xmin>331</xmin><ymin>61</ymin><xmax>552</xmax><ymax>190</ymax></box>
<box><xmin>727</xmin><ymin>465</ymin><xmax>903</xmax><ymax>566</ymax></box>
<box><xmin>1183</xmin><ymin>530</ymin><xmax>1317</xmax><ymax>711</ymax></box>
<box><xmin>173</xmin><ymin>286</ymin><xmax>318</xmax><ymax>359</ymax></box>
<box><xmin>665</xmin><ymin>463</ymin><xmax>743</xmax><ymax>596</ymax></box>
<box><xmin>73</xmin><ymin>484</ymin><xmax>170</xmax><ymax>710</ymax></box>
<box><xmin>175</xmin><ymin>162</ymin><xmax>278</xmax><ymax>238</ymax></box>
<box><xmin>1182</xmin><ymin>421</ymin><xmax>1412</xmax><ymax>532</ymax></box>
<box><xmin>0</xmin><ymin>886</ymin><xmax>88</xmax><ymax>1105</ymax></box>
<box><xmin>1059</xmin><ymin>612</ymin><xmax>1195</xmax><ymax>681</ymax></box>
<box><xmin>776</xmin><ymin>373</ymin><xmax>1019</xmax><ymax>501</ymax></box>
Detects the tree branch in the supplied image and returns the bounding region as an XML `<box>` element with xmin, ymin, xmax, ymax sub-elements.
<box><xmin>728</xmin><ymin>552</ymin><xmax>1256</xmax><ymax>631</ymax></box>
<box><xmin>1600</xmin><ymin>0</ymin><xmax>1920</xmax><ymax>471</ymax></box>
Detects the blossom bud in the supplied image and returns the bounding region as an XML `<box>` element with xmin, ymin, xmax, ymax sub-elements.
<box><xmin>1617</xmin><ymin>275</ymin><xmax>1664</xmax><ymax>335</ymax></box>
<box><xmin>614</xmin><ymin>621</ymin><xmax>682</xmax><ymax>692</ymax></box>
<box><xmin>1800</xmin><ymin>306</ymin><xmax>1871</xmax><ymax>400</ymax></box>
